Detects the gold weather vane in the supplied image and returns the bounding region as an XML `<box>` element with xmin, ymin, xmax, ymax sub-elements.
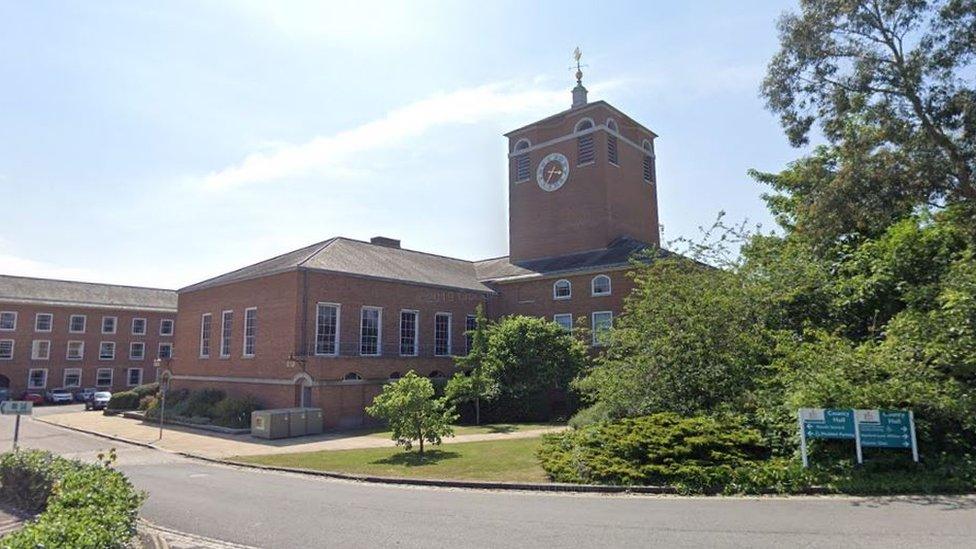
<box><xmin>572</xmin><ymin>47</ymin><xmax>585</xmax><ymax>85</ymax></box>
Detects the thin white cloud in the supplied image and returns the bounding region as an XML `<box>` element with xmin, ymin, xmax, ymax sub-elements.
<box><xmin>202</xmin><ymin>82</ymin><xmax>575</xmax><ymax>190</ymax></box>
<box><xmin>0</xmin><ymin>252</ymin><xmax>102</xmax><ymax>283</ymax></box>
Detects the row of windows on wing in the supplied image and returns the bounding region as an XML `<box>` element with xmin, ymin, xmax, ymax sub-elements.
<box><xmin>313</xmin><ymin>306</ymin><xmax>478</xmax><ymax>359</ymax></box>
<box><xmin>0</xmin><ymin>338</ymin><xmax>173</xmax><ymax>361</ymax></box>
<box><xmin>552</xmin><ymin>311</ymin><xmax>614</xmax><ymax>347</ymax></box>
<box><xmin>199</xmin><ymin>308</ymin><xmax>257</xmax><ymax>359</ymax></box>
<box><xmin>26</xmin><ymin>365</ymin><xmax>150</xmax><ymax>391</ymax></box>
<box><xmin>553</xmin><ymin>274</ymin><xmax>611</xmax><ymax>300</ymax></box>
<box><xmin>0</xmin><ymin>311</ymin><xmax>174</xmax><ymax>336</ymax></box>
<box><xmin>512</xmin><ymin>118</ymin><xmax>655</xmax><ymax>183</ymax></box>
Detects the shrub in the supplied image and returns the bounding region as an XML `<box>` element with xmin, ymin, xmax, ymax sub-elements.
<box><xmin>138</xmin><ymin>395</ymin><xmax>156</xmax><ymax>411</ymax></box>
<box><xmin>107</xmin><ymin>391</ymin><xmax>140</xmax><ymax>411</ymax></box>
<box><xmin>568</xmin><ymin>402</ymin><xmax>610</xmax><ymax>429</ymax></box>
<box><xmin>0</xmin><ymin>450</ymin><xmax>144</xmax><ymax>548</ymax></box>
<box><xmin>537</xmin><ymin>413</ymin><xmax>768</xmax><ymax>493</ymax></box>
<box><xmin>184</xmin><ymin>388</ymin><xmax>225</xmax><ymax>418</ymax></box>
<box><xmin>131</xmin><ymin>382</ymin><xmax>159</xmax><ymax>399</ymax></box>
<box><xmin>213</xmin><ymin>395</ymin><xmax>264</xmax><ymax>429</ymax></box>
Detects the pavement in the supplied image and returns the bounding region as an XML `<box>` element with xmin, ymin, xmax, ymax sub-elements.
<box><xmin>33</xmin><ymin>407</ymin><xmax>563</xmax><ymax>458</ymax></box>
<box><xmin>3</xmin><ymin>406</ymin><xmax>976</xmax><ymax>548</ymax></box>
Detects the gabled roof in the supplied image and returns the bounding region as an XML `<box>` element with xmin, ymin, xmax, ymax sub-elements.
<box><xmin>0</xmin><ymin>275</ymin><xmax>177</xmax><ymax>312</ymax></box>
<box><xmin>180</xmin><ymin>237</ymin><xmax>494</xmax><ymax>294</ymax></box>
<box><xmin>503</xmin><ymin>100</ymin><xmax>658</xmax><ymax>139</ymax></box>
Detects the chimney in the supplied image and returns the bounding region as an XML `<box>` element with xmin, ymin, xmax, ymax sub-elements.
<box><xmin>370</xmin><ymin>236</ymin><xmax>401</xmax><ymax>249</ymax></box>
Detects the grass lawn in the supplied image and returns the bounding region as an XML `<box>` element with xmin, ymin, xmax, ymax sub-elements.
<box><xmin>366</xmin><ymin>422</ymin><xmax>561</xmax><ymax>438</ymax></box>
<box><xmin>233</xmin><ymin>436</ymin><xmax>549</xmax><ymax>482</ymax></box>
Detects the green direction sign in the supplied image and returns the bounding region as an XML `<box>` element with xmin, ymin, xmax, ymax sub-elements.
<box><xmin>0</xmin><ymin>401</ymin><xmax>33</xmax><ymax>416</ymax></box>
<box><xmin>800</xmin><ymin>408</ymin><xmax>855</xmax><ymax>440</ymax></box>
<box><xmin>856</xmin><ymin>410</ymin><xmax>913</xmax><ymax>449</ymax></box>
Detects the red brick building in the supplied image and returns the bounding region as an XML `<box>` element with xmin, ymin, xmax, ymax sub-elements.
<box><xmin>168</xmin><ymin>81</ymin><xmax>664</xmax><ymax>428</ymax></box>
<box><xmin>0</xmin><ymin>275</ymin><xmax>177</xmax><ymax>396</ymax></box>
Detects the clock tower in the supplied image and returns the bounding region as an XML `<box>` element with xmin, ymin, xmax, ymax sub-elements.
<box><xmin>505</xmin><ymin>66</ymin><xmax>660</xmax><ymax>264</ymax></box>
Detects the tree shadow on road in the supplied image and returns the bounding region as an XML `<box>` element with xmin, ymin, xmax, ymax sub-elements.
<box><xmin>371</xmin><ymin>450</ymin><xmax>460</xmax><ymax>467</ymax></box>
<box><xmin>847</xmin><ymin>495</ymin><xmax>976</xmax><ymax>511</ymax></box>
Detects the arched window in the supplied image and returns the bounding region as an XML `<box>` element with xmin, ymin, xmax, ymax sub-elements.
<box><xmin>342</xmin><ymin>372</ymin><xmax>362</xmax><ymax>382</ymax></box>
<box><xmin>553</xmin><ymin>279</ymin><xmax>572</xmax><ymax>300</ymax></box>
<box><xmin>606</xmin><ymin>119</ymin><xmax>618</xmax><ymax>132</ymax></box>
<box><xmin>591</xmin><ymin>275</ymin><xmax>612</xmax><ymax>296</ymax></box>
<box><xmin>606</xmin><ymin>119</ymin><xmax>619</xmax><ymax>165</ymax></box>
<box><xmin>428</xmin><ymin>370</ymin><xmax>445</xmax><ymax>379</ymax></box>
<box><xmin>388</xmin><ymin>371</ymin><xmax>402</xmax><ymax>380</ymax></box>
<box><xmin>513</xmin><ymin>138</ymin><xmax>531</xmax><ymax>183</ymax></box>
<box><xmin>642</xmin><ymin>140</ymin><xmax>655</xmax><ymax>183</ymax></box>
<box><xmin>576</xmin><ymin>119</ymin><xmax>595</xmax><ymax>165</ymax></box>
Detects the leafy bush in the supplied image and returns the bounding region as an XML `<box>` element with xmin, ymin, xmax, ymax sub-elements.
<box><xmin>0</xmin><ymin>450</ymin><xmax>144</xmax><ymax>548</ymax></box>
<box><xmin>138</xmin><ymin>395</ymin><xmax>156</xmax><ymax>411</ymax></box>
<box><xmin>131</xmin><ymin>382</ymin><xmax>159</xmax><ymax>399</ymax></box>
<box><xmin>185</xmin><ymin>388</ymin><xmax>226</xmax><ymax>418</ymax></box>
<box><xmin>537</xmin><ymin>413</ymin><xmax>768</xmax><ymax>493</ymax></box>
<box><xmin>213</xmin><ymin>395</ymin><xmax>264</xmax><ymax>429</ymax></box>
<box><xmin>107</xmin><ymin>390</ymin><xmax>140</xmax><ymax>411</ymax></box>
<box><xmin>568</xmin><ymin>402</ymin><xmax>610</xmax><ymax>429</ymax></box>
<box><xmin>144</xmin><ymin>389</ymin><xmax>263</xmax><ymax>429</ymax></box>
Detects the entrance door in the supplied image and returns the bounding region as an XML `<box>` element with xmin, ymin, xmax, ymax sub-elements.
<box><xmin>301</xmin><ymin>385</ymin><xmax>312</xmax><ymax>407</ymax></box>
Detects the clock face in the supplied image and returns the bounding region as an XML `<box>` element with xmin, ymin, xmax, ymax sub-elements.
<box><xmin>536</xmin><ymin>153</ymin><xmax>570</xmax><ymax>192</ymax></box>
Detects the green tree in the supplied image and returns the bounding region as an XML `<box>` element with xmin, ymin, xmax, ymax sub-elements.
<box><xmin>446</xmin><ymin>304</ymin><xmax>498</xmax><ymax>425</ymax></box>
<box><xmin>365</xmin><ymin>371</ymin><xmax>458</xmax><ymax>454</ymax></box>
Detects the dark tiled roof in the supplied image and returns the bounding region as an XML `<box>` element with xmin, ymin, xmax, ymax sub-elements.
<box><xmin>475</xmin><ymin>237</ymin><xmax>670</xmax><ymax>282</ymax></box>
<box><xmin>0</xmin><ymin>275</ymin><xmax>177</xmax><ymax>311</ymax></box>
<box><xmin>180</xmin><ymin>237</ymin><xmax>493</xmax><ymax>294</ymax></box>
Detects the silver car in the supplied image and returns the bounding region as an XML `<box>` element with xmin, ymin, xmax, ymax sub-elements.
<box><xmin>85</xmin><ymin>391</ymin><xmax>112</xmax><ymax>411</ymax></box>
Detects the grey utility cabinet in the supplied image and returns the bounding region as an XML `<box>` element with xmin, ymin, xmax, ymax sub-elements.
<box><xmin>305</xmin><ymin>408</ymin><xmax>323</xmax><ymax>435</ymax></box>
<box><xmin>251</xmin><ymin>409</ymin><xmax>291</xmax><ymax>440</ymax></box>
<box><xmin>288</xmin><ymin>408</ymin><xmax>308</xmax><ymax>437</ymax></box>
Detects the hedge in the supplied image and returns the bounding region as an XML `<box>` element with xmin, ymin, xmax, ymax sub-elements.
<box><xmin>0</xmin><ymin>449</ymin><xmax>144</xmax><ymax>548</ymax></box>
<box><xmin>145</xmin><ymin>389</ymin><xmax>263</xmax><ymax>429</ymax></box>
<box><xmin>107</xmin><ymin>390</ymin><xmax>140</xmax><ymax>411</ymax></box>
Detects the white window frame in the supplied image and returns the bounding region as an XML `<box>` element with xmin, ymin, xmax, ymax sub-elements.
<box><xmin>69</xmin><ymin>314</ymin><xmax>87</xmax><ymax>334</ymax></box>
<box><xmin>199</xmin><ymin>313</ymin><xmax>212</xmax><ymax>358</ymax></box>
<box><xmin>554</xmin><ymin>314</ymin><xmax>573</xmax><ymax>332</ymax></box>
<box><xmin>159</xmin><ymin>319</ymin><xmax>175</xmax><ymax>336</ymax></box>
<box><xmin>95</xmin><ymin>368</ymin><xmax>113</xmax><ymax>388</ymax></box>
<box><xmin>315</xmin><ymin>303</ymin><xmax>341</xmax><ymax>357</ymax></box>
<box><xmin>66</xmin><ymin>340</ymin><xmax>84</xmax><ymax>361</ymax></box>
<box><xmin>0</xmin><ymin>339</ymin><xmax>13</xmax><ymax>360</ymax></box>
<box><xmin>553</xmin><ymin>279</ymin><xmax>572</xmax><ymax>300</ymax></box>
<box><xmin>434</xmin><ymin>312</ymin><xmax>452</xmax><ymax>357</ymax></box>
<box><xmin>31</xmin><ymin>339</ymin><xmax>51</xmax><ymax>360</ymax></box>
<box><xmin>591</xmin><ymin>311</ymin><xmax>613</xmax><ymax>347</ymax></box>
<box><xmin>399</xmin><ymin>309</ymin><xmax>419</xmax><ymax>357</ymax></box>
<box><xmin>28</xmin><ymin>368</ymin><xmax>48</xmax><ymax>389</ymax></box>
<box><xmin>101</xmin><ymin>316</ymin><xmax>117</xmax><ymax>334</ymax></box>
<box><xmin>132</xmin><ymin>317</ymin><xmax>147</xmax><ymax>336</ymax></box>
<box><xmin>464</xmin><ymin>313</ymin><xmax>477</xmax><ymax>354</ymax></box>
<box><xmin>158</xmin><ymin>342</ymin><xmax>173</xmax><ymax>359</ymax></box>
<box><xmin>99</xmin><ymin>341</ymin><xmax>116</xmax><ymax>360</ymax></box>
<box><xmin>63</xmin><ymin>368</ymin><xmax>82</xmax><ymax>389</ymax></box>
<box><xmin>126</xmin><ymin>367</ymin><xmax>143</xmax><ymax>387</ymax></box>
<box><xmin>34</xmin><ymin>313</ymin><xmax>53</xmax><ymax>333</ymax></box>
<box><xmin>220</xmin><ymin>310</ymin><xmax>233</xmax><ymax>358</ymax></box>
<box><xmin>0</xmin><ymin>311</ymin><xmax>17</xmax><ymax>331</ymax></box>
<box><xmin>591</xmin><ymin>274</ymin><xmax>612</xmax><ymax>297</ymax></box>
<box><xmin>243</xmin><ymin>307</ymin><xmax>257</xmax><ymax>358</ymax></box>
<box><xmin>359</xmin><ymin>306</ymin><xmax>382</xmax><ymax>357</ymax></box>
<box><xmin>129</xmin><ymin>341</ymin><xmax>146</xmax><ymax>361</ymax></box>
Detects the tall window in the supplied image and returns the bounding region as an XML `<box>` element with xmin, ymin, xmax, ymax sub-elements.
<box><xmin>554</xmin><ymin>314</ymin><xmax>573</xmax><ymax>332</ymax></box>
<box><xmin>127</xmin><ymin>368</ymin><xmax>143</xmax><ymax>387</ymax></box>
<box><xmin>69</xmin><ymin>314</ymin><xmax>86</xmax><ymax>333</ymax></box>
<box><xmin>63</xmin><ymin>368</ymin><xmax>82</xmax><ymax>388</ymax></box>
<box><xmin>0</xmin><ymin>311</ymin><xmax>16</xmax><ymax>331</ymax></box>
<box><xmin>31</xmin><ymin>340</ymin><xmax>50</xmax><ymax>360</ymax></box>
<box><xmin>553</xmin><ymin>279</ymin><xmax>572</xmax><ymax>300</ymax></box>
<box><xmin>315</xmin><ymin>304</ymin><xmax>340</xmax><ymax>356</ymax></box>
<box><xmin>434</xmin><ymin>313</ymin><xmax>451</xmax><ymax>356</ymax></box>
<box><xmin>28</xmin><ymin>369</ymin><xmax>47</xmax><ymax>389</ymax></box>
<box><xmin>576</xmin><ymin>119</ymin><xmax>595</xmax><ymax>165</ymax></box>
<box><xmin>66</xmin><ymin>341</ymin><xmax>84</xmax><ymax>360</ymax></box>
<box><xmin>99</xmin><ymin>341</ymin><xmax>116</xmax><ymax>360</ymax></box>
<box><xmin>158</xmin><ymin>343</ymin><xmax>173</xmax><ymax>359</ymax></box>
<box><xmin>360</xmin><ymin>307</ymin><xmax>382</xmax><ymax>356</ymax></box>
<box><xmin>243</xmin><ymin>308</ymin><xmax>257</xmax><ymax>357</ymax></box>
<box><xmin>642</xmin><ymin>140</ymin><xmax>655</xmax><ymax>183</ymax></box>
<box><xmin>0</xmin><ymin>340</ymin><xmax>13</xmax><ymax>360</ymax></box>
<box><xmin>591</xmin><ymin>274</ymin><xmax>612</xmax><ymax>296</ymax></box>
<box><xmin>130</xmin><ymin>342</ymin><xmax>145</xmax><ymax>361</ymax></box>
<box><xmin>465</xmin><ymin>314</ymin><xmax>477</xmax><ymax>354</ymax></box>
<box><xmin>199</xmin><ymin>313</ymin><xmax>212</xmax><ymax>358</ymax></box>
<box><xmin>607</xmin><ymin>119</ymin><xmax>619</xmax><ymax>165</ymax></box>
<box><xmin>35</xmin><ymin>313</ymin><xmax>53</xmax><ymax>332</ymax></box>
<box><xmin>592</xmin><ymin>311</ymin><xmax>613</xmax><ymax>346</ymax></box>
<box><xmin>399</xmin><ymin>310</ymin><xmax>418</xmax><ymax>356</ymax></box>
<box><xmin>160</xmin><ymin>319</ymin><xmax>175</xmax><ymax>336</ymax></box>
<box><xmin>101</xmin><ymin>316</ymin><xmax>117</xmax><ymax>334</ymax></box>
<box><xmin>220</xmin><ymin>310</ymin><xmax>233</xmax><ymax>358</ymax></box>
<box><xmin>132</xmin><ymin>318</ymin><xmax>147</xmax><ymax>335</ymax></box>
<box><xmin>96</xmin><ymin>368</ymin><xmax>113</xmax><ymax>387</ymax></box>
<box><xmin>514</xmin><ymin>139</ymin><xmax>531</xmax><ymax>182</ymax></box>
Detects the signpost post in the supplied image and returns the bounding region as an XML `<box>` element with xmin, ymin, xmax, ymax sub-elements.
<box><xmin>1</xmin><ymin>400</ymin><xmax>34</xmax><ymax>450</ymax></box>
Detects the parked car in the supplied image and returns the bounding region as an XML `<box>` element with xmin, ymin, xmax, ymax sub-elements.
<box><xmin>75</xmin><ymin>387</ymin><xmax>97</xmax><ymax>403</ymax></box>
<box><xmin>85</xmin><ymin>391</ymin><xmax>112</xmax><ymax>411</ymax></box>
<box><xmin>45</xmin><ymin>388</ymin><xmax>74</xmax><ymax>404</ymax></box>
<box><xmin>20</xmin><ymin>392</ymin><xmax>45</xmax><ymax>405</ymax></box>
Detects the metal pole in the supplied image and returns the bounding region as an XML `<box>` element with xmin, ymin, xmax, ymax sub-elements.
<box><xmin>12</xmin><ymin>415</ymin><xmax>20</xmax><ymax>451</ymax></box>
<box><xmin>158</xmin><ymin>381</ymin><xmax>166</xmax><ymax>441</ymax></box>
<box><xmin>908</xmin><ymin>410</ymin><xmax>919</xmax><ymax>463</ymax></box>
<box><xmin>853</xmin><ymin>410</ymin><xmax>863</xmax><ymax>465</ymax></box>
<box><xmin>798</xmin><ymin>410</ymin><xmax>808</xmax><ymax>468</ymax></box>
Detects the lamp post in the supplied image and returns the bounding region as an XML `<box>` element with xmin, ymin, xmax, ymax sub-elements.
<box><xmin>153</xmin><ymin>358</ymin><xmax>172</xmax><ymax>441</ymax></box>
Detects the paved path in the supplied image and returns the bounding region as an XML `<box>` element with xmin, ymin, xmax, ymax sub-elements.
<box><xmin>3</xmin><ymin>410</ymin><xmax>976</xmax><ymax>548</ymax></box>
<box><xmin>35</xmin><ymin>409</ymin><xmax>562</xmax><ymax>458</ymax></box>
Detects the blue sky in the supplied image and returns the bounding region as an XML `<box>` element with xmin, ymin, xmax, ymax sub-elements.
<box><xmin>0</xmin><ymin>0</ymin><xmax>805</xmax><ymax>289</ymax></box>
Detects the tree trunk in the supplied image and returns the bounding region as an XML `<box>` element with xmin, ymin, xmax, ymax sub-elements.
<box><xmin>475</xmin><ymin>397</ymin><xmax>481</xmax><ymax>426</ymax></box>
<box><xmin>418</xmin><ymin>425</ymin><xmax>424</xmax><ymax>455</ymax></box>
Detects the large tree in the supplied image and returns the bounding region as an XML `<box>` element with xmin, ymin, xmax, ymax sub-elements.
<box><xmin>366</xmin><ymin>372</ymin><xmax>457</xmax><ymax>455</ymax></box>
<box><xmin>446</xmin><ymin>304</ymin><xmax>499</xmax><ymax>425</ymax></box>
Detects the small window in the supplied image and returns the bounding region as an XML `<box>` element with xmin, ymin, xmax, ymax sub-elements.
<box><xmin>399</xmin><ymin>310</ymin><xmax>418</xmax><ymax>357</ymax></box>
<box><xmin>101</xmin><ymin>316</ymin><xmax>117</xmax><ymax>334</ymax></box>
<box><xmin>606</xmin><ymin>119</ymin><xmax>618</xmax><ymax>132</ymax></box>
<box><xmin>132</xmin><ymin>318</ymin><xmax>147</xmax><ymax>336</ymax></box>
<box><xmin>316</xmin><ymin>304</ymin><xmax>340</xmax><ymax>356</ymax></box>
<box><xmin>553</xmin><ymin>279</ymin><xmax>572</xmax><ymax>300</ymax></box>
<box><xmin>99</xmin><ymin>341</ymin><xmax>116</xmax><ymax>360</ymax></box>
<box><xmin>160</xmin><ymin>319</ymin><xmax>175</xmax><ymax>336</ymax></box>
<box><xmin>554</xmin><ymin>314</ymin><xmax>573</xmax><ymax>332</ymax></box>
<box><xmin>63</xmin><ymin>368</ymin><xmax>82</xmax><ymax>389</ymax></box>
<box><xmin>434</xmin><ymin>313</ymin><xmax>451</xmax><ymax>356</ymax></box>
<box><xmin>31</xmin><ymin>340</ymin><xmax>50</xmax><ymax>360</ymax></box>
<box><xmin>342</xmin><ymin>372</ymin><xmax>363</xmax><ymax>382</ymax></box>
<box><xmin>130</xmin><ymin>342</ymin><xmax>146</xmax><ymax>361</ymax></box>
<box><xmin>35</xmin><ymin>313</ymin><xmax>53</xmax><ymax>332</ymax></box>
<box><xmin>576</xmin><ymin>119</ymin><xmax>595</xmax><ymax>165</ymax></box>
<box><xmin>243</xmin><ymin>308</ymin><xmax>257</xmax><ymax>357</ymax></box>
<box><xmin>220</xmin><ymin>310</ymin><xmax>234</xmax><ymax>358</ymax></box>
<box><xmin>0</xmin><ymin>311</ymin><xmax>16</xmax><ymax>331</ymax></box>
<box><xmin>428</xmin><ymin>370</ymin><xmax>446</xmax><ymax>379</ymax></box>
<box><xmin>28</xmin><ymin>368</ymin><xmax>48</xmax><ymax>389</ymax></box>
<box><xmin>464</xmin><ymin>314</ymin><xmax>477</xmax><ymax>354</ymax></box>
<box><xmin>575</xmin><ymin>119</ymin><xmax>594</xmax><ymax>132</ymax></box>
<box><xmin>607</xmin><ymin>119</ymin><xmax>619</xmax><ymax>166</ymax></box>
<box><xmin>199</xmin><ymin>313</ymin><xmax>212</xmax><ymax>358</ymax></box>
<box><xmin>591</xmin><ymin>275</ymin><xmax>612</xmax><ymax>296</ymax></box>
<box><xmin>642</xmin><ymin>139</ymin><xmax>655</xmax><ymax>183</ymax></box>
<box><xmin>158</xmin><ymin>343</ymin><xmax>173</xmax><ymax>359</ymax></box>
<box><xmin>0</xmin><ymin>340</ymin><xmax>13</xmax><ymax>360</ymax></box>
<box><xmin>360</xmin><ymin>307</ymin><xmax>382</xmax><ymax>356</ymax></box>
<box><xmin>514</xmin><ymin>139</ymin><xmax>531</xmax><ymax>183</ymax></box>
<box><xmin>592</xmin><ymin>311</ymin><xmax>613</xmax><ymax>346</ymax></box>
<box><xmin>66</xmin><ymin>340</ymin><xmax>84</xmax><ymax>360</ymax></box>
<box><xmin>96</xmin><ymin>368</ymin><xmax>113</xmax><ymax>387</ymax></box>
<box><xmin>69</xmin><ymin>315</ymin><xmax>86</xmax><ymax>333</ymax></box>
<box><xmin>388</xmin><ymin>371</ymin><xmax>402</xmax><ymax>380</ymax></box>
<box><xmin>127</xmin><ymin>368</ymin><xmax>143</xmax><ymax>387</ymax></box>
